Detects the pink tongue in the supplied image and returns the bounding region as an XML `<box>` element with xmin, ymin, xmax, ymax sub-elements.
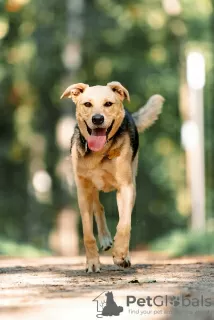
<box><xmin>87</xmin><ymin>128</ymin><xmax>106</xmax><ymax>151</ymax></box>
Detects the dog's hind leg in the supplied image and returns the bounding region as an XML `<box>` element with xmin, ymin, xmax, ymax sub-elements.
<box><xmin>76</xmin><ymin>178</ymin><xmax>101</xmax><ymax>272</ymax></box>
<box><xmin>93</xmin><ymin>190</ymin><xmax>113</xmax><ymax>251</ymax></box>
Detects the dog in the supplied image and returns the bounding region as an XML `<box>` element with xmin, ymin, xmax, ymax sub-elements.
<box><xmin>60</xmin><ymin>81</ymin><xmax>164</xmax><ymax>272</ymax></box>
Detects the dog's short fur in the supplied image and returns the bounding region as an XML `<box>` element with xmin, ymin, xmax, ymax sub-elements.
<box><xmin>60</xmin><ymin>81</ymin><xmax>164</xmax><ymax>272</ymax></box>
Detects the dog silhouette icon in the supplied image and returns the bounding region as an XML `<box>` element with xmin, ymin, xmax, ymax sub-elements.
<box><xmin>102</xmin><ymin>291</ymin><xmax>123</xmax><ymax>316</ymax></box>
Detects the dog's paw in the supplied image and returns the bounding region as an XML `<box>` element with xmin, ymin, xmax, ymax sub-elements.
<box><xmin>113</xmin><ymin>254</ymin><xmax>131</xmax><ymax>268</ymax></box>
<box><xmin>86</xmin><ymin>257</ymin><xmax>101</xmax><ymax>273</ymax></box>
<box><xmin>99</xmin><ymin>234</ymin><xmax>113</xmax><ymax>251</ymax></box>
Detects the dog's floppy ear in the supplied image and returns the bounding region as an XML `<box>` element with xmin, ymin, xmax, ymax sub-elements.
<box><xmin>107</xmin><ymin>81</ymin><xmax>130</xmax><ymax>102</ymax></box>
<box><xmin>60</xmin><ymin>83</ymin><xmax>89</xmax><ymax>103</ymax></box>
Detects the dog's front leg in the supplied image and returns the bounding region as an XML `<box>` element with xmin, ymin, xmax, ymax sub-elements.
<box><xmin>113</xmin><ymin>183</ymin><xmax>136</xmax><ymax>268</ymax></box>
<box><xmin>93</xmin><ymin>190</ymin><xmax>113</xmax><ymax>251</ymax></box>
<box><xmin>76</xmin><ymin>177</ymin><xmax>100</xmax><ymax>272</ymax></box>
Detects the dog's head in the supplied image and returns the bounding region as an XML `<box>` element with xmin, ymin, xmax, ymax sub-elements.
<box><xmin>105</xmin><ymin>291</ymin><xmax>113</xmax><ymax>299</ymax></box>
<box><xmin>60</xmin><ymin>81</ymin><xmax>130</xmax><ymax>152</ymax></box>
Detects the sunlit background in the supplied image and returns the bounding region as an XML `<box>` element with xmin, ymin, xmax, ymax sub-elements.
<box><xmin>0</xmin><ymin>0</ymin><xmax>214</xmax><ymax>258</ymax></box>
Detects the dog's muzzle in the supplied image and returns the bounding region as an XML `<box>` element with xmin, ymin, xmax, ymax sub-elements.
<box><xmin>84</xmin><ymin>120</ymin><xmax>114</xmax><ymax>152</ymax></box>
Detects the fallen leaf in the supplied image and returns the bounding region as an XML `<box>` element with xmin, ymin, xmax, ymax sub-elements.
<box><xmin>128</xmin><ymin>279</ymin><xmax>140</xmax><ymax>284</ymax></box>
<box><xmin>143</xmin><ymin>280</ymin><xmax>157</xmax><ymax>283</ymax></box>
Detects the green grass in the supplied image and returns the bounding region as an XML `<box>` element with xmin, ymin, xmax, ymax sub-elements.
<box><xmin>150</xmin><ymin>229</ymin><xmax>214</xmax><ymax>258</ymax></box>
<box><xmin>0</xmin><ymin>237</ymin><xmax>51</xmax><ymax>257</ymax></box>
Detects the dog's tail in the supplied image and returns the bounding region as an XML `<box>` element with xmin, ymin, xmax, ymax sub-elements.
<box><xmin>132</xmin><ymin>95</ymin><xmax>165</xmax><ymax>133</ymax></box>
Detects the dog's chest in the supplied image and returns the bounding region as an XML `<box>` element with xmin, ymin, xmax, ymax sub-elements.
<box><xmin>79</xmin><ymin>160</ymin><xmax>118</xmax><ymax>192</ymax></box>
<box><xmin>87</xmin><ymin>169</ymin><xmax>107</xmax><ymax>190</ymax></box>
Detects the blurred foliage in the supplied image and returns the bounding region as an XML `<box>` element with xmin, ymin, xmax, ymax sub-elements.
<box><xmin>150</xmin><ymin>229</ymin><xmax>214</xmax><ymax>257</ymax></box>
<box><xmin>0</xmin><ymin>236</ymin><xmax>51</xmax><ymax>257</ymax></box>
<box><xmin>0</xmin><ymin>0</ymin><xmax>213</xmax><ymax>255</ymax></box>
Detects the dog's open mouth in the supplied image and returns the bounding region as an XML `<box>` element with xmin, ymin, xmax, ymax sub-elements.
<box><xmin>87</xmin><ymin>128</ymin><xmax>106</xmax><ymax>152</ymax></box>
<box><xmin>85</xmin><ymin>121</ymin><xmax>114</xmax><ymax>152</ymax></box>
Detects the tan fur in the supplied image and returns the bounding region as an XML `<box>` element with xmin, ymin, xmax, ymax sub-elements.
<box><xmin>132</xmin><ymin>94</ymin><xmax>165</xmax><ymax>132</ymax></box>
<box><xmin>60</xmin><ymin>81</ymin><xmax>164</xmax><ymax>272</ymax></box>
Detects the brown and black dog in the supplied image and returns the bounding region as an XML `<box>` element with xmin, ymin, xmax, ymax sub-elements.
<box><xmin>60</xmin><ymin>81</ymin><xmax>164</xmax><ymax>272</ymax></box>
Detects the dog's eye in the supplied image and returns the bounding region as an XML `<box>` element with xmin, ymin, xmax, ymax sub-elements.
<box><xmin>104</xmin><ymin>101</ymin><xmax>113</xmax><ymax>107</ymax></box>
<box><xmin>84</xmin><ymin>102</ymin><xmax>92</xmax><ymax>108</ymax></box>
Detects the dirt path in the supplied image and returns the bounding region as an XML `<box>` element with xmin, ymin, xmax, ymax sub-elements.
<box><xmin>0</xmin><ymin>252</ymin><xmax>214</xmax><ymax>320</ymax></box>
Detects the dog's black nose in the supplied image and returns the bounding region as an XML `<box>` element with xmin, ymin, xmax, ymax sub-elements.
<box><xmin>92</xmin><ymin>114</ymin><xmax>104</xmax><ymax>125</ymax></box>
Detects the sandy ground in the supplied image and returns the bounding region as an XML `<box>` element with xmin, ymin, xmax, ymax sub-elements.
<box><xmin>0</xmin><ymin>251</ymin><xmax>214</xmax><ymax>320</ymax></box>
